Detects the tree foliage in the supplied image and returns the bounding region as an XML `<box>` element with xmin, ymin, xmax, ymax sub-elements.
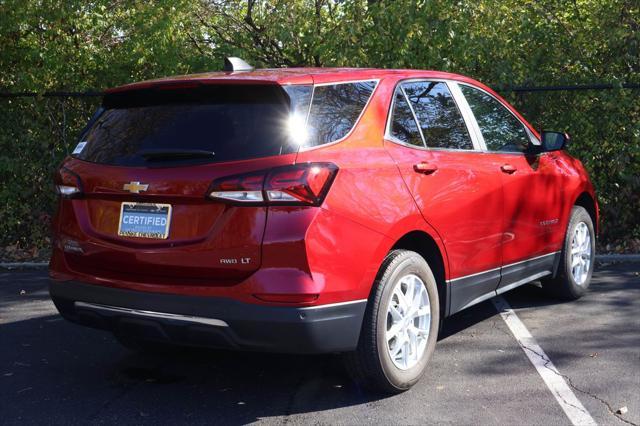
<box><xmin>0</xmin><ymin>0</ymin><xmax>638</xmax><ymax>255</ymax></box>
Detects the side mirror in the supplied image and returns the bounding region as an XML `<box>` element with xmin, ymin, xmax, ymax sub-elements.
<box><xmin>541</xmin><ymin>131</ymin><xmax>570</xmax><ymax>151</ymax></box>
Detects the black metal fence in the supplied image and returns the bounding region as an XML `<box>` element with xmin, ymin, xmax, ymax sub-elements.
<box><xmin>2</xmin><ymin>82</ymin><xmax>638</xmax><ymax>98</ymax></box>
<box><xmin>0</xmin><ymin>82</ymin><xmax>637</xmax><ymax>249</ymax></box>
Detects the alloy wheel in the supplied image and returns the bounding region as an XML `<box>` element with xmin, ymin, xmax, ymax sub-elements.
<box><xmin>570</xmin><ymin>221</ymin><xmax>592</xmax><ymax>285</ymax></box>
<box><xmin>385</xmin><ymin>274</ymin><xmax>431</xmax><ymax>370</ymax></box>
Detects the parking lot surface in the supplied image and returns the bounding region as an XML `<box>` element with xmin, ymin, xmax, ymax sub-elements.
<box><xmin>1</xmin><ymin>264</ymin><xmax>638</xmax><ymax>425</ymax></box>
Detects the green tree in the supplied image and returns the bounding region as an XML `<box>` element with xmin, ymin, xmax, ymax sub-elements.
<box><xmin>0</xmin><ymin>0</ymin><xmax>638</xmax><ymax>256</ymax></box>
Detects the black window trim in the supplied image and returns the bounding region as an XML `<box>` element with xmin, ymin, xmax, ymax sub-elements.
<box><xmin>399</xmin><ymin>84</ymin><xmax>427</xmax><ymax>147</ymax></box>
<box><xmin>297</xmin><ymin>78</ymin><xmax>380</xmax><ymax>152</ymax></box>
<box><xmin>456</xmin><ymin>82</ymin><xmax>541</xmax><ymax>156</ymax></box>
<box><xmin>384</xmin><ymin>78</ymin><xmax>482</xmax><ymax>152</ymax></box>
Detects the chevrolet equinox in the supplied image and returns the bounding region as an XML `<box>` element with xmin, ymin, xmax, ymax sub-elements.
<box><xmin>50</xmin><ymin>59</ymin><xmax>598</xmax><ymax>393</ymax></box>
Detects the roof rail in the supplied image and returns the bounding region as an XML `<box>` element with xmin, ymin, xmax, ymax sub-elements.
<box><xmin>223</xmin><ymin>57</ymin><xmax>254</xmax><ymax>72</ymax></box>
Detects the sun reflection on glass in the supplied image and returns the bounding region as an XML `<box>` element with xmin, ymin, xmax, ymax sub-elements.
<box><xmin>287</xmin><ymin>113</ymin><xmax>308</xmax><ymax>146</ymax></box>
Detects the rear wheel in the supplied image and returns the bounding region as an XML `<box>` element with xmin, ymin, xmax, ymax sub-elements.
<box><xmin>542</xmin><ymin>206</ymin><xmax>595</xmax><ymax>300</ymax></box>
<box><xmin>344</xmin><ymin>250</ymin><xmax>440</xmax><ymax>393</ymax></box>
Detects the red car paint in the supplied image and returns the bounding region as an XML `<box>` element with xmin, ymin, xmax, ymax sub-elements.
<box><xmin>50</xmin><ymin>68</ymin><xmax>598</xmax><ymax>313</ymax></box>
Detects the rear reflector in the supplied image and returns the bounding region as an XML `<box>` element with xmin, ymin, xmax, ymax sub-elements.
<box><xmin>208</xmin><ymin>163</ymin><xmax>338</xmax><ymax>206</ymax></box>
<box><xmin>253</xmin><ymin>293</ymin><xmax>320</xmax><ymax>304</ymax></box>
<box><xmin>62</xmin><ymin>239</ymin><xmax>84</xmax><ymax>254</ymax></box>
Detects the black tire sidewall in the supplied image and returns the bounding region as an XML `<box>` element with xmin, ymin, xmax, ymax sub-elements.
<box><xmin>374</xmin><ymin>252</ymin><xmax>440</xmax><ymax>390</ymax></box>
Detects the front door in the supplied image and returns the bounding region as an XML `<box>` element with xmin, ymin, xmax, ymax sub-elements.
<box><xmin>458</xmin><ymin>84</ymin><xmax>564</xmax><ymax>291</ymax></box>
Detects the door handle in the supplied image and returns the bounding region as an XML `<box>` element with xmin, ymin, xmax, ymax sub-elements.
<box><xmin>413</xmin><ymin>162</ymin><xmax>438</xmax><ymax>175</ymax></box>
<box><xmin>500</xmin><ymin>164</ymin><xmax>517</xmax><ymax>174</ymax></box>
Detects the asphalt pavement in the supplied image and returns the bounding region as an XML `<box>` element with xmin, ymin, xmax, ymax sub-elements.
<box><xmin>1</xmin><ymin>264</ymin><xmax>638</xmax><ymax>425</ymax></box>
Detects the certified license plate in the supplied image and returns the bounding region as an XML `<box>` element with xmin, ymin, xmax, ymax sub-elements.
<box><xmin>117</xmin><ymin>202</ymin><xmax>172</xmax><ymax>239</ymax></box>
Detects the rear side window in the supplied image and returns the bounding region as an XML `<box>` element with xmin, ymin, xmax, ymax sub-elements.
<box><xmin>77</xmin><ymin>85</ymin><xmax>304</xmax><ymax>167</ymax></box>
<box><xmin>460</xmin><ymin>85</ymin><xmax>531</xmax><ymax>153</ymax></box>
<box><xmin>389</xmin><ymin>90</ymin><xmax>423</xmax><ymax>147</ymax></box>
<box><xmin>401</xmin><ymin>82</ymin><xmax>474</xmax><ymax>150</ymax></box>
<box><xmin>304</xmin><ymin>81</ymin><xmax>377</xmax><ymax>147</ymax></box>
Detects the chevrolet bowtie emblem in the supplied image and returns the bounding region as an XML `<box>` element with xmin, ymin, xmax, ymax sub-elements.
<box><xmin>123</xmin><ymin>181</ymin><xmax>149</xmax><ymax>194</ymax></box>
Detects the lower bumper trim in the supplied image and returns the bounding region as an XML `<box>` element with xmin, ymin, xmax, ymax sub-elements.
<box><xmin>74</xmin><ymin>301</ymin><xmax>230</xmax><ymax>328</ymax></box>
<box><xmin>50</xmin><ymin>279</ymin><xmax>367</xmax><ymax>354</ymax></box>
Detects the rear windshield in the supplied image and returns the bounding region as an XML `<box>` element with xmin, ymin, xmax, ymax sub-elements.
<box><xmin>76</xmin><ymin>85</ymin><xmax>299</xmax><ymax>167</ymax></box>
<box><xmin>74</xmin><ymin>81</ymin><xmax>376</xmax><ymax>167</ymax></box>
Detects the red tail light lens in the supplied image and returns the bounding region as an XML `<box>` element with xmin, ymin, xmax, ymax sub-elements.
<box><xmin>54</xmin><ymin>167</ymin><xmax>83</xmax><ymax>198</ymax></box>
<box><xmin>207</xmin><ymin>163</ymin><xmax>338</xmax><ymax>206</ymax></box>
<box><xmin>265</xmin><ymin>163</ymin><xmax>338</xmax><ymax>205</ymax></box>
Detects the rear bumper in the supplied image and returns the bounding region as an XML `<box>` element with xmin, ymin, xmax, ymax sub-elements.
<box><xmin>49</xmin><ymin>280</ymin><xmax>366</xmax><ymax>354</ymax></box>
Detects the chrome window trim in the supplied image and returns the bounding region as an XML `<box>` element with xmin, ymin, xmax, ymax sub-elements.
<box><xmin>385</xmin><ymin>135</ymin><xmax>484</xmax><ymax>153</ymax></box>
<box><xmin>456</xmin><ymin>82</ymin><xmax>541</xmax><ymax>154</ymax></box>
<box><xmin>525</xmin><ymin>126</ymin><xmax>541</xmax><ymax>146</ymax></box>
<box><xmin>297</xmin><ymin>79</ymin><xmax>380</xmax><ymax>152</ymax></box>
<box><xmin>384</xmin><ymin>78</ymin><xmax>482</xmax><ymax>153</ymax></box>
<box><xmin>312</xmin><ymin>78</ymin><xmax>381</xmax><ymax>87</ymax></box>
<box><xmin>448</xmin><ymin>82</ymin><xmax>486</xmax><ymax>151</ymax></box>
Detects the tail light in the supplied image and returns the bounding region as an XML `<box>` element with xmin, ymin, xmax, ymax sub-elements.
<box><xmin>207</xmin><ymin>163</ymin><xmax>338</xmax><ymax>206</ymax></box>
<box><xmin>208</xmin><ymin>172</ymin><xmax>265</xmax><ymax>204</ymax></box>
<box><xmin>54</xmin><ymin>167</ymin><xmax>83</xmax><ymax>198</ymax></box>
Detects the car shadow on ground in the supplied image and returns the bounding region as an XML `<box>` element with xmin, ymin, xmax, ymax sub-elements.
<box><xmin>0</xmin><ymin>297</ymin><xmax>534</xmax><ymax>423</ymax></box>
<box><xmin>1</xmin><ymin>264</ymin><xmax>637</xmax><ymax>424</ymax></box>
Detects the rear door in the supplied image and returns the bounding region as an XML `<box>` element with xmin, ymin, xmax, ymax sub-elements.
<box><xmin>60</xmin><ymin>83</ymin><xmax>308</xmax><ymax>285</ymax></box>
<box><xmin>383</xmin><ymin>80</ymin><xmax>504</xmax><ymax>314</ymax></box>
<box><xmin>457</xmin><ymin>83</ymin><xmax>564</xmax><ymax>291</ymax></box>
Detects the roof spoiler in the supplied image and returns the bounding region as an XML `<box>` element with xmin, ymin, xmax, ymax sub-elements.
<box><xmin>224</xmin><ymin>57</ymin><xmax>254</xmax><ymax>72</ymax></box>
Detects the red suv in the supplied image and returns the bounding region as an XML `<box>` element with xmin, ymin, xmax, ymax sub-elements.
<box><xmin>50</xmin><ymin>61</ymin><xmax>598</xmax><ymax>393</ymax></box>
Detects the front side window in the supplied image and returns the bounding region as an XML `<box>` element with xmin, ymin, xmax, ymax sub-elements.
<box><xmin>402</xmin><ymin>81</ymin><xmax>474</xmax><ymax>150</ymax></box>
<box><xmin>304</xmin><ymin>80</ymin><xmax>377</xmax><ymax>147</ymax></box>
<box><xmin>460</xmin><ymin>85</ymin><xmax>531</xmax><ymax>153</ymax></box>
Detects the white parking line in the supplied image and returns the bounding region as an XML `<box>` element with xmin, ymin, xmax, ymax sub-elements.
<box><xmin>492</xmin><ymin>296</ymin><xmax>597</xmax><ymax>426</ymax></box>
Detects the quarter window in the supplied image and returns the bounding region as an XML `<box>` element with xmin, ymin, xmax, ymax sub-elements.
<box><xmin>305</xmin><ymin>81</ymin><xmax>377</xmax><ymax>147</ymax></box>
<box><xmin>460</xmin><ymin>85</ymin><xmax>531</xmax><ymax>153</ymax></box>
<box><xmin>401</xmin><ymin>82</ymin><xmax>474</xmax><ymax>150</ymax></box>
<box><xmin>390</xmin><ymin>90</ymin><xmax>423</xmax><ymax>147</ymax></box>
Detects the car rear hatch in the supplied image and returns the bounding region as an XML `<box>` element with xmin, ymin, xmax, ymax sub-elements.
<box><xmin>59</xmin><ymin>82</ymin><xmax>309</xmax><ymax>285</ymax></box>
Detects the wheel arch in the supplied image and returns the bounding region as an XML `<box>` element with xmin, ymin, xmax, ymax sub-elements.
<box><xmin>574</xmin><ymin>192</ymin><xmax>598</xmax><ymax>234</ymax></box>
<box><xmin>390</xmin><ymin>230</ymin><xmax>450</xmax><ymax>318</ymax></box>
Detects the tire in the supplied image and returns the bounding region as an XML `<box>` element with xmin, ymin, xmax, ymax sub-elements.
<box><xmin>542</xmin><ymin>206</ymin><xmax>595</xmax><ymax>300</ymax></box>
<box><xmin>343</xmin><ymin>249</ymin><xmax>440</xmax><ymax>393</ymax></box>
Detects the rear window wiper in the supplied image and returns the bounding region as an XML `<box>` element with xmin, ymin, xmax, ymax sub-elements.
<box><xmin>138</xmin><ymin>149</ymin><xmax>215</xmax><ymax>160</ymax></box>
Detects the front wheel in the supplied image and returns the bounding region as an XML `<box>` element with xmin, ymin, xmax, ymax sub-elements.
<box><xmin>343</xmin><ymin>250</ymin><xmax>440</xmax><ymax>393</ymax></box>
<box><xmin>542</xmin><ymin>206</ymin><xmax>595</xmax><ymax>300</ymax></box>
